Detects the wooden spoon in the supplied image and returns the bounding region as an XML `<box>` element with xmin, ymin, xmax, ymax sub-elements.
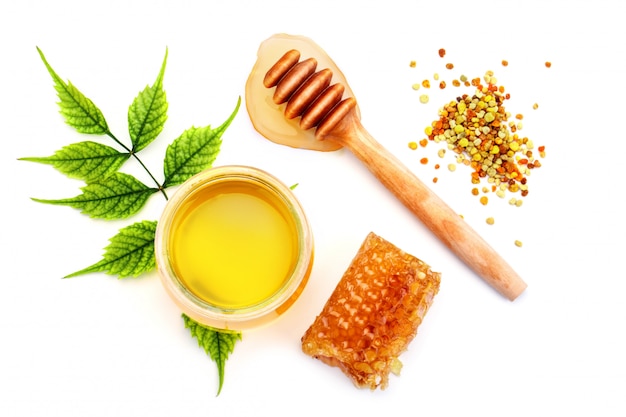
<box><xmin>258</xmin><ymin>48</ymin><xmax>527</xmax><ymax>301</ymax></box>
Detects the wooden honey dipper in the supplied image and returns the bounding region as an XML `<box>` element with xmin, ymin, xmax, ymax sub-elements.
<box><xmin>262</xmin><ymin>49</ymin><xmax>527</xmax><ymax>301</ymax></box>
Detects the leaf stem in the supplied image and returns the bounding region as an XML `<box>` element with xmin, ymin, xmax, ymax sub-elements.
<box><xmin>106</xmin><ymin>131</ymin><xmax>168</xmax><ymax>200</ymax></box>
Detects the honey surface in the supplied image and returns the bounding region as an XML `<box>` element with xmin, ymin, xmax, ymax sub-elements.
<box><xmin>169</xmin><ymin>181</ymin><xmax>298</xmax><ymax>309</ymax></box>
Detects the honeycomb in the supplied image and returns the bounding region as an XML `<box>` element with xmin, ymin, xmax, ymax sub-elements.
<box><xmin>301</xmin><ymin>232</ymin><xmax>441</xmax><ymax>390</ymax></box>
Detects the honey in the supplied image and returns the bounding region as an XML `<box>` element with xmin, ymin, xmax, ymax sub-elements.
<box><xmin>168</xmin><ymin>181</ymin><xmax>298</xmax><ymax>309</ymax></box>
<box><xmin>155</xmin><ymin>165</ymin><xmax>314</xmax><ymax>330</ymax></box>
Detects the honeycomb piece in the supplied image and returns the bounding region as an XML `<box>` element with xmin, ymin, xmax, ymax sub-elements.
<box><xmin>301</xmin><ymin>232</ymin><xmax>441</xmax><ymax>390</ymax></box>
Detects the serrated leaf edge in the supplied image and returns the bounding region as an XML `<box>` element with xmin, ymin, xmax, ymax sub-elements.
<box><xmin>31</xmin><ymin>172</ymin><xmax>158</xmax><ymax>219</ymax></box>
<box><xmin>64</xmin><ymin>220</ymin><xmax>157</xmax><ymax>278</ymax></box>
<box><xmin>19</xmin><ymin>141</ymin><xmax>131</xmax><ymax>183</ymax></box>
<box><xmin>128</xmin><ymin>47</ymin><xmax>169</xmax><ymax>152</ymax></box>
<box><xmin>36</xmin><ymin>47</ymin><xmax>110</xmax><ymax>135</ymax></box>
<box><xmin>162</xmin><ymin>97</ymin><xmax>240</xmax><ymax>188</ymax></box>
<box><xmin>182</xmin><ymin>314</ymin><xmax>242</xmax><ymax>396</ymax></box>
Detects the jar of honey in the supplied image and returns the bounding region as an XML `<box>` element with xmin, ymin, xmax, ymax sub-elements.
<box><xmin>155</xmin><ymin>165</ymin><xmax>314</xmax><ymax>330</ymax></box>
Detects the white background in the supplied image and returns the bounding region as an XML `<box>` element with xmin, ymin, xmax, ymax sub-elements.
<box><xmin>1</xmin><ymin>1</ymin><xmax>624</xmax><ymax>416</ymax></box>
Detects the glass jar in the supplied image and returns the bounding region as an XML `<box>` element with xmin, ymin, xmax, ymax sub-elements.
<box><xmin>155</xmin><ymin>165</ymin><xmax>314</xmax><ymax>331</ymax></box>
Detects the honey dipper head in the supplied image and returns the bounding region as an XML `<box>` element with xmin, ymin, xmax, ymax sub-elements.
<box><xmin>265</xmin><ymin>50</ymin><xmax>358</xmax><ymax>135</ymax></box>
<box><xmin>245</xmin><ymin>33</ymin><xmax>360</xmax><ymax>152</ymax></box>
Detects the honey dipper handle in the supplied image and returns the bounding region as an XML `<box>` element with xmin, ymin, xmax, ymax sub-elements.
<box><xmin>321</xmin><ymin>107</ymin><xmax>527</xmax><ymax>301</ymax></box>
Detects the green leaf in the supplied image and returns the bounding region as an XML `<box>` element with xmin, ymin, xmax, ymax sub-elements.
<box><xmin>128</xmin><ymin>48</ymin><xmax>169</xmax><ymax>152</ymax></box>
<box><xmin>19</xmin><ymin>141</ymin><xmax>130</xmax><ymax>182</ymax></box>
<box><xmin>182</xmin><ymin>314</ymin><xmax>242</xmax><ymax>396</ymax></box>
<box><xmin>32</xmin><ymin>172</ymin><xmax>158</xmax><ymax>219</ymax></box>
<box><xmin>162</xmin><ymin>97</ymin><xmax>240</xmax><ymax>188</ymax></box>
<box><xmin>65</xmin><ymin>220</ymin><xmax>157</xmax><ymax>278</ymax></box>
<box><xmin>36</xmin><ymin>47</ymin><xmax>109</xmax><ymax>135</ymax></box>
